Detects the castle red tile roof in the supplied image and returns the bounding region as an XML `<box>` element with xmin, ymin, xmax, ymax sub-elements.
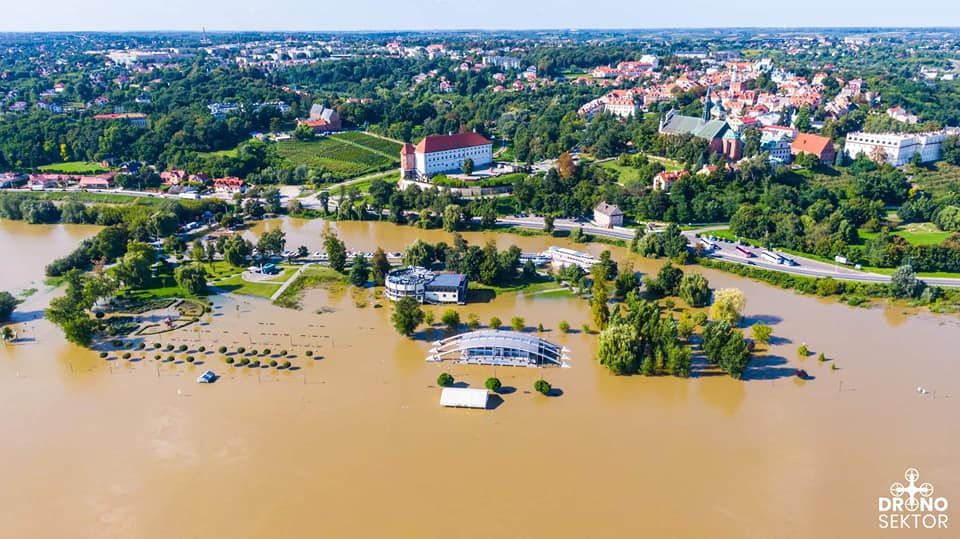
<box><xmin>414</xmin><ymin>132</ymin><xmax>491</xmax><ymax>153</ymax></box>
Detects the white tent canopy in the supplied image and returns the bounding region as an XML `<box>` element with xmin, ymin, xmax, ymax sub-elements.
<box><xmin>440</xmin><ymin>387</ymin><xmax>489</xmax><ymax>409</ymax></box>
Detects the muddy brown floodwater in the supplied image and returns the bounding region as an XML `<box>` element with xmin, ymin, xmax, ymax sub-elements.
<box><xmin>0</xmin><ymin>217</ymin><xmax>957</xmax><ymax>538</ymax></box>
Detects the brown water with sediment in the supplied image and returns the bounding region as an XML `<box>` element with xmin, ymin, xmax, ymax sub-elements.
<box><xmin>1</xmin><ymin>217</ymin><xmax>957</xmax><ymax>538</ymax></box>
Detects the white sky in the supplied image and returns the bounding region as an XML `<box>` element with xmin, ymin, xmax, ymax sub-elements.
<box><xmin>0</xmin><ymin>0</ymin><xmax>952</xmax><ymax>32</ymax></box>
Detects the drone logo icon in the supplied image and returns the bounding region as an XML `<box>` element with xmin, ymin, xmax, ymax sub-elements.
<box><xmin>890</xmin><ymin>468</ymin><xmax>935</xmax><ymax>512</ymax></box>
<box><xmin>879</xmin><ymin>468</ymin><xmax>949</xmax><ymax>529</ymax></box>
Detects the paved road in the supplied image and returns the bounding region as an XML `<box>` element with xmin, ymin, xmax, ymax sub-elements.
<box><xmin>495</xmin><ymin>216</ymin><xmax>960</xmax><ymax>288</ymax></box>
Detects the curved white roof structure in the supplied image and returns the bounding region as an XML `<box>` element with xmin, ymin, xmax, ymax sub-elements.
<box><xmin>427</xmin><ymin>330</ymin><xmax>570</xmax><ymax>368</ymax></box>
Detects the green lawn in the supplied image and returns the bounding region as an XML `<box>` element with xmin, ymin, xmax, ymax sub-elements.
<box><xmin>196</xmin><ymin>148</ymin><xmax>239</xmax><ymax>159</ymax></box>
<box><xmin>894</xmin><ymin>222</ymin><xmax>953</xmax><ymax>246</ymax></box>
<box><xmin>38</xmin><ymin>161</ymin><xmax>109</xmax><ymax>174</ymax></box>
<box><xmin>273</xmin><ymin>266</ymin><xmax>347</xmax><ymax>308</ymax></box>
<box><xmin>214</xmin><ymin>266</ymin><xmax>297</xmax><ymax>298</ymax></box>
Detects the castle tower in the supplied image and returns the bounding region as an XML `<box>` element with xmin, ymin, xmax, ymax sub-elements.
<box><xmin>400</xmin><ymin>143</ymin><xmax>416</xmax><ymax>179</ymax></box>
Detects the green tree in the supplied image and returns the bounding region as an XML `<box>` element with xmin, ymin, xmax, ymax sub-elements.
<box><xmin>591</xmin><ymin>285</ymin><xmax>610</xmax><ymax>330</ymax></box>
<box><xmin>442</xmin><ymin>204</ymin><xmax>462</xmax><ymax>232</ymax></box>
<box><xmin>114</xmin><ymin>242</ymin><xmax>155</xmax><ymax>288</ymax></box>
<box><xmin>257</xmin><ymin>229</ymin><xmax>286</xmax><ymax>258</ymax></box>
<box><xmin>403</xmin><ymin>239</ymin><xmax>433</xmax><ymax>268</ymax></box>
<box><xmin>510</xmin><ymin>316</ymin><xmax>525</xmax><ymax>332</ymax></box>
<box><xmin>597</xmin><ymin>322</ymin><xmax>642</xmax><ymax>375</ymax></box>
<box><xmin>175</xmin><ymin>264</ymin><xmax>208</xmax><ymax>295</ymax></box>
<box><xmin>437</xmin><ymin>372</ymin><xmax>455</xmax><ymax>386</ymax></box>
<box><xmin>489</xmin><ymin>316</ymin><xmax>502</xmax><ymax>330</ymax></box>
<box><xmin>370</xmin><ymin>248</ymin><xmax>391</xmax><ymax>286</ymax></box>
<box><xmin>441</xmin><ymin>309</ymin><xmax>460</xmax><ymax>331</ymax></box>
<box><xmin>462</xmin><ymin>157</ymin><xmax>474</xmax><ymax>175</ymax></box>
<box><xmin>710</xmin><ymin>288</ymin><xmax>745</xmax><ymax>325</ymax></box>
<box><xmin>485</xmin><ymin>377</ymin><xmax>502</xmax><ymax>392</ymax></box>
<box><xmin>751</xmin><ymin>324</ymin><xmax>773</xmax><ymax>345</ymax></box>
<box><xmin>0</xmin><ymin>291</ymin><xmax>18</xmax><ymax>323</ymax></box>
<box><xmin>534</xmin><ymin>379</ymin><xmax>552</xmax><ymax>395</ymax></box>
<box><xmin>391</xmin><ymin>296</ymin><xmax>424</xmax><ymax>337</ymax></box>
<box><xmin>558</xmin><ymin>320</ymin><xmax>570</xmax><ymax>333</ymax></box>
<box><xmin>324</xmin><ymin>233</ymin><xmax>348</xmax><ymax>273</ymax></box>
<box><xmin>223</xmin><ymin>235</ymin><xmax>252</xmax><ymax>267</ymax></box>
<box><xmin>889</xmin><ymin>264</ymin><xmax>924</xmax><ymax>299</ymax></box>
<box><xmin>349</xmin><ymin>254</ymin><xmax>369</xmax><ymax>287</ymax></box>
<box><xmin>679</xmin><ymin>272</ymin><xmax>711</xmax><ymax>307</ymax></box>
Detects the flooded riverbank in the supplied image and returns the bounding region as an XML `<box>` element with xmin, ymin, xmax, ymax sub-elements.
<box><xmin>0</xmin><ymin>217</ymin><xmax>957</xmax><ymax>538</ymax></box>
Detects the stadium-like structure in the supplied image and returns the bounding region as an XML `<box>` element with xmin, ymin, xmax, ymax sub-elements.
<box><xmin>427</xmin><ymin>330</ymin><xmax>570</xmax><ymax>368</ymax></box>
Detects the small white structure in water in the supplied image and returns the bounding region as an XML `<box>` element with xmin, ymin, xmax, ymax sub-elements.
<box><xmin>440</xmin><ymin>387</ymin><xmax>489</xmax><ymax>409</ymax></box>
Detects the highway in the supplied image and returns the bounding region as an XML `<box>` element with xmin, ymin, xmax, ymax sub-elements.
<box><xmin>495</xmin><ymin>216</ymin><xmax>960</xmax><ymax>288</ymax></box>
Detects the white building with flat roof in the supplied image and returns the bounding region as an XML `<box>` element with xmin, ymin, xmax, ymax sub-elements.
<box><xmin>843</xmin><ymin>131</ymin><xmax>949</xmax><ymax>166</ymax></box>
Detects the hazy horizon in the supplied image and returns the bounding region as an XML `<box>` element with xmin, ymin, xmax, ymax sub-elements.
<box><xmin>2</xmin><ymin>0</ymin><xmax>955</xmax><ymax>33</ymax></box>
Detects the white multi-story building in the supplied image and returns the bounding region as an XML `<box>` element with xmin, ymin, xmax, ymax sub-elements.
<box><xmin>403</xmin><ymin>133</ymin><xmax>493</xmax><ymax>177</ymax></box>
<box><xmin>843</xmin><ymin>131</ymin><xmax>950</xmax><ymax>166</ymax></box>
<box><xmin>385</xmin><ymin>267</ymin><xmax>468</xmax><ymax>304</ymax></box>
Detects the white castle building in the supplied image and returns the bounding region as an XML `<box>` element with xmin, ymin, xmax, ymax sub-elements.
<box><xmin>401</xmin><ymin>132</ymin><xmax>493</xmax><ymax>178</ymax></box>
<box><xmin>843</xmin><ymin>131</ymin><xmax>952</xmax><ymax>166</ymax></box>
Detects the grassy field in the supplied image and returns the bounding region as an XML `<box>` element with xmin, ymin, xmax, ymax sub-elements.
<box><xmin>599</xmin><ymin>161</ymin><xmax>647</xmax><ymax>185</ymax></box>
<box><xmin>273</xmin><ymin>266</ymin><xmax>347</xmax><ymax>308</ymax></box>
<box><xmin>349</xmin><ymin>172</ymin><xmax>401</xmax><ymax>194</ymax></box>
<box><xmin>196</xmin><ymin>148</ymin><xmax>239</xmax><ymax>159</ymax></box>
<box><xmin>334</xmin><ymin>132</ymin><xmax>403</xmax><ymax>157</ymax></box>
<box><xmin>215</xmin><ymin>266</ymin><xmax>298</xmax><ymax>298</ymax></box>
<box><xmin>38</xmin><ymin>161</ymin><xmax>109</xmax><ymax>174</ymax></box>
<box><xmin>276</xmin><ymin>135</ymin><xmax>398</xmax><ymax>180</ymax></box>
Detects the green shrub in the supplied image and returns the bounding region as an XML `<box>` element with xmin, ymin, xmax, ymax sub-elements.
<box><xmin>122</xmin><ymin>352</ymin><xmax>131</xmax><ymax>359</ymax></box>
<box><xmin>262</xmin><ymin>348</ymin><xmax>271</xmax><ymax>355</ymax></box>
<box><xmin>153</xmin><ymin>343</ymin><xmax>161</xmax><ymax>349</ymax></box>
<box><xmin>437</xmin><ymin>372</ymin><xmax>454</xmax><ymax>387</ymax></box>
<box><xmin>249</xmin><ymin>360</ymin><xmax>260</xmax><ymax>368</ymax></box>
<box><xmin>218</xmin><ymin>346</ymin><xmax>227</xmax><ymax>353</ymax></box>
<box><xmin>798</xmin><ymin>344</ymin><xmax>810</xmax><ymax>357</ymax></box>
<box><xmin>270</xmin><ymin>360</ymin><xmax>278</xmax><ymax>367</ymax></box>
<box><xmin>280</xmin><ymin>350</ymin><xmax>287</xmax><ymax>356</ymax></box>
<box><xmin>198</xmin><ymin>346</ymin><xmax>206</xmax><ymax>353</ymax></box>
<box><xmin>99</xmin><ymin>351</ymin><xmax>108</xmax><ymax>358</ymax></box>
<box><xmin>178</xmin><ymin>345</ymin><xmax>187</xmax><ymax>352</ymax></box>
<box><xmin>186</xmin><ymin>356</ymin><xmax>195</xmax><ymax>363</ymax></box>
<box><xmin>305</xmin><ymin>351</ymin><xmax>313</xmax><ymax>357</ymax></box>
<box><xmin>559</xmin><ymin>320</ymin><xmax>570</xmax><ymax>333</ymax></box>
<box><xmin>485</xmin><ymin>377</ymin><xmax>502</xmax><ymax>392</ymax></box>
<box><xmin>166</xmin><ymin>355</ymin><xmax>175</xmax><ymax>362</ymax></box>
<box><xmin>281</xmin><ymin>360</ymin><xmax>291</xmax><ymax>369</ymax></box>
<box><xmin>153</xmin><ymin>354</ymin><xmax>161</xmax><ymax>360</ymax></box>
<box><xmin>237</xmin><ymin>347</ymin><xmax>246</xmax><ymax>354</ymax></box>
<box><xmin>534</xmin><ymin>379</ymin><xmax>552</xmax><ymax>395</ymax></box>
<box><xmin>136</xmin><ymin>342</ymin><xmax>145</xmax><ymax>349</ymax></box>
<box><xmin>225</xmin><ymin>357</ymin><xmax>234</xmax><ymax>364</ymax></box>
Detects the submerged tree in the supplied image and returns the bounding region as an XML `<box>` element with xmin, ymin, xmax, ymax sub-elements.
<box><xmin>391</xmin><ymin>296</ymin><xmax>424</xmax><ymax>337</ymax></box>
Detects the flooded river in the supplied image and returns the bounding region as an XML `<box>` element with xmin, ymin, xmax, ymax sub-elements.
<box><xmin>0</xmin><ymin>217</ymin><xmax>957</xmax><ymax>538</ymax></box>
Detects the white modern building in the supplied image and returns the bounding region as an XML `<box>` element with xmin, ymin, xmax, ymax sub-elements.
<box><xmin>541</xmin><ymin>246</ymin><xmax>598</xmax><ymax>271</ymax></box>
<box><xmin>385</xmin><ymin>266</ymin><xmax>468</xmax><ymax>304</ymax></box>
<box><xmin>843</xmin><ymin>131</ymin><xmax>950</xmax><ymax>166</ymax></box>
<box><xmin>401</xmin><ymin>133</ymin><xmax>493</xmax><ymax>178</ymax></box>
